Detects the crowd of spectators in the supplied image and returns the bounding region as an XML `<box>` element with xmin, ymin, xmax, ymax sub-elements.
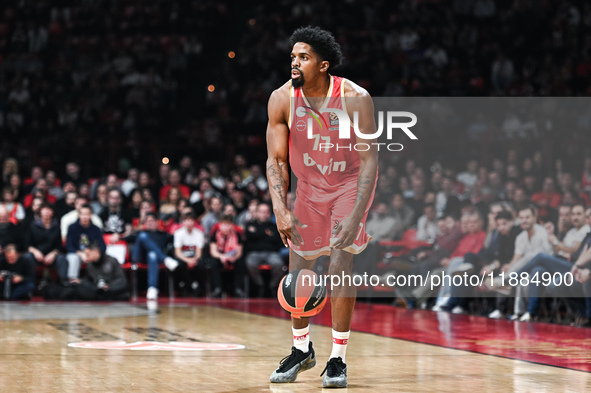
<box><xmin>1</xmin><ymin>0</ymin><xmax>591</xmax><ymax>326</ymax></box>
<box><xmin>1</xmin><ymin>151</ymin><xmax>591</xmax><ymax>305</ymax></box>
<box><xmin>0</xmin><ymin>154</ymin><xmax>281</xmax><ymax>300</ymax></box>
<box><xmin>364</xmin><ymin>153</ymin><xmax>591</xmax><ymax>326</ymax></box>
<box><xmin>1</xmin><ymin>0</ymin><xmax>591</xmax><ymax>174</ymax></box>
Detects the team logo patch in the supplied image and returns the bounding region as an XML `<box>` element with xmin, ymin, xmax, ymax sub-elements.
<box><xmin>329</xmin><ymin>112</ymin><xmax>339</xmax><ymax>126</ymax></box>
<box><xmin>296</xmin><ymin>120</ymin><xmax>306</xmax><ymax>132</ymax></box>
<box><xmin>314</xmin><ymin>236</ymin><xmax>323</xmax><ymax>247</ymax></box>
<box><xmin>68</xmin><ymin>341</ymin><xmax>245</xmax><ymax>351</ymax></box>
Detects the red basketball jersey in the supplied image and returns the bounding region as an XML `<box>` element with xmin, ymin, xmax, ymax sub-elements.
<box><xmin>289</xmin><ymin>75</ymin><xmax>360</xmax><ymax>190</ymax></box>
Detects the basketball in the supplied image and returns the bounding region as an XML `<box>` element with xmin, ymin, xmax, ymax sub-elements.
<box><xmin>277</xmin><ymin>269</ymin><xmax>327</xmax><ymax>319</ymax></box>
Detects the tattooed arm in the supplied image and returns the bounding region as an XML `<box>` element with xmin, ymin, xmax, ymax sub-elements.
<box><xmin>266</xmin><ymin>84</ymin><xmax>305</xmax><ymax>246</ymax></box>
<box><xmin>332</xmin><ymin>82</ymin><xmax>378</xmax><ymax>249</ymax></box>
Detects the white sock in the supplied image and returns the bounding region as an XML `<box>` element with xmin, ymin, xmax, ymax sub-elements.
<box><xmin>292</xmin><ymin>326</ymin><xmax>310</xmax><ymax>353</ymax></box>
<box><xmin>330</xmin><ymin>329</ymin><xmax>350</xmax><ymax>363</ymax></box>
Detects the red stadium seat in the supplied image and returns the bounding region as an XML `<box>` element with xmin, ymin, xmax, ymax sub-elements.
<box><xmin>378</xmin><ymin>229</ymin><xmax>431</xmax><ymax>257</ymax></box>
<box><xmin>103</xmin><ymin>234</ymin><xmax>129</xmax><ymax>265</ymax></box>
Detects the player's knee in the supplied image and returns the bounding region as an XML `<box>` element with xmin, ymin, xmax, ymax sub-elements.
<box><xmin>245</xmin><ymin>254</ymin><xmax>258</xmax><ymax>267</ymax></box>
<box><xmin>270</xmin><ymin>254</ymin><xmax>283</xmax><ymax>267</ymax></box>
<box><xmin>147</xmin><ymin>251</ymin><xmax>158</xmax><ymax>263</ymax></box>
<box><xmin>328</xmin><ymin>258</ymin><xmax>354</xmax><ymax>276</ymax></box>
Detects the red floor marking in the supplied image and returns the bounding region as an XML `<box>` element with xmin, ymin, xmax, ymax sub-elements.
<box><xmin>198</xmin><ymin>298</ymin><xmax>591</xmax><ymax>373</ymax></box>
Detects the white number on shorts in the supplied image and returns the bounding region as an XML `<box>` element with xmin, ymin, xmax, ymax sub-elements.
<box><xmin>356</xmin><ymin>223</ymin><xmax>363</xmax><ymax>241</ymax></box>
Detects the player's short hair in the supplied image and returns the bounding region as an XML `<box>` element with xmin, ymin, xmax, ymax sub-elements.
<box><xmin>40</xmin><ymin>203</ymin><xmax>54</xmax><ymax>211</ymax></box>
<box><xmin>257</xmin><ymin>202</ymin><xmax>271</xmax><ymax>210</ymax></box>
<box><xmin>572</xmin><ymin>203</ymin><xmax>586</xmax><ymax>211</ymax></box>
<box><xmin>290</xmin><ymin>26</ymin><xmax>343</xmax><ymax>69</ymax></box>
<box><xmin>519</xmin><ymin>204</ymin><xmax>537</xmax><ymax>216</ymax></box>
<box><xmin>495</xmin><ymin>210</ymin><xmax>513</xmax><ymax>221</ymax></box>
<box><xmin>471</xmin><ymin>210</ymin><xmax>484</xmax><ymax>222</ymax></box>
<box><xmin>80</xmin><ymin>203</ymin><xmax>92</xmax><ymax>211</ymax></box>
<box><xmin>182</xmin><ymin>210</ymin><xmax>196</xmax><ymax>220</ymax></box>
<box><xmin>220</xmin><ymin>214</ymin><xmax>234</xmax><ymax>223</ymax></box>
<box><xmin>443</xmin><ymin>212</ymin><xmax>459</xmax><ymax>221</ymax></box>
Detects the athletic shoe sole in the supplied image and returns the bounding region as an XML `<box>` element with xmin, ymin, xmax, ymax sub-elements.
<box><xmin>270</xmin><ymin>352</ymin><xmax>316</xmax><ymax>383</ymax></box>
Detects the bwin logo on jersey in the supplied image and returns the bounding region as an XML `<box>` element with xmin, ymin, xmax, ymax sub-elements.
<box><xmin>303</xmin><ymin>153</ymin><xmax>346</xmax><ymax>175</ymax></box>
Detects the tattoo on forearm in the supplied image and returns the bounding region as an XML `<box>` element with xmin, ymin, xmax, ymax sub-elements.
<box><xmin>355</xmin><ymin>175</ymin><xmax>373</xmax><ymax>206</ymax></box>
<box><xmin>267</xmin><ymin>162</ymin><xmax>288</xmax><ymax>205</ymax></box>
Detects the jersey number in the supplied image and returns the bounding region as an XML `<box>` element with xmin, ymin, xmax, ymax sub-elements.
<box><xmin>311</xmin><ymin>134</ymin><xmax>331</xmax><ymax>153</ymax></box>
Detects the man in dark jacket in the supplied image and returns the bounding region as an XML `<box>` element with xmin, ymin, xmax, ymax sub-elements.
<box><xmin>74</xmin><ymin>244</ymin><xmax>129</xmax><ymax>300</ymax></box>
<box><xmin>245</xmin><ymin>203</ymin><xmax>285</xmax><ymax>297</ymax></box>
<box><xmin>445</xmin><ymin>209</ymin><xmax>521</xmax><ymax>314</ymax></box>
<box><xmin>66</xmin><ymin>204</ymin><xmax>106</xmax><ymax>282</ymax></box>
<box><xmin>99</xmin><ymin>188</ymin><xmax>133</xmax><ymax>239</ymax></box>
<box><xmin>24</xmin><ymin>204</ymin><xmax>68</xmax><ymax>283</ymax></box>
<box><xmin>0</xmin><ymin>244</ymin><xmax>35</xmax><ymax>300</ymax></box>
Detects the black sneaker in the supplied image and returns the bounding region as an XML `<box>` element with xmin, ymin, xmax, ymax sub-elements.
<box><xmin>270</xmin><ymin>342</ymin><xmax>316</xmax><ymax>383</ymax></box>
<box><xmin>234</xmin><ymin>288</ymin><xmax>247</xmax><ymax>299</ymax></box>
<box><xmin>209</xmin><ymin>287</ymin><xmax>223</xmax><ymax>298</ymax></box>
<box><xmin>321</xmin><ymin>357</ymin><xmax>347</xmax><ymax>388</ymax></box>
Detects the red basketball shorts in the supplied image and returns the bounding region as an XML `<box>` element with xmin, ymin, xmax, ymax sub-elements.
<box><xmin>290</xmin><ymin>180</ymin><xmax>376</xmax><ymax>260</ymax></box>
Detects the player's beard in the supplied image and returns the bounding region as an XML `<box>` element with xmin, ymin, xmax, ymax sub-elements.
<box><xmin>291</xmin><ymin>69</ymin><xmax>305</xmax><ymax>88</ymax></box>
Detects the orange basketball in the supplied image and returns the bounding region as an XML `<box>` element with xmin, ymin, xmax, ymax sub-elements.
<box><xmin>277</xmin><ymin>269</ymin><xmax>327</xmax><ymax>319</ymax></box>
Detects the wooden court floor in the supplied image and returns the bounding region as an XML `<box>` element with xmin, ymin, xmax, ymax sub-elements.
<box><xmin>0</xmin><ymin>299</ymin><xmax>590</xmax><ymax>392</ymax></box>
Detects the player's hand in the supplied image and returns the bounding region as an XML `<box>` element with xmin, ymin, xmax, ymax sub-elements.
<box><xmin>32</xmin><ymin>250</ymin><xmax>44</xmax><ymax>262</ymax></box>
<box><xmin>187</xmin><ymin>258</ymin><xmax>198</xmax><ymax>269</ymax></box>
<box><xmin>576</xmin><ymin>268</ymin><xmax>591</xmax><ymax>283</ymax></box>
<box><xmin>544</xmin><ymin>222</ymin><xmax>555</xmax><ymax>237</ymax></box>
<box><xmin>332</xmin><ymin>215</ymin><xmax>361</xmax><ymax>250</ymax></box>
<box><xmin>43</xmin><ymin>252</ymin><xmax>56</xmax><ymax>265</ymax></box>
<box><xmin>275</xmin><ymin>209</ymin><xmax>307</xmax><ymax>247</ymax></box>
<box><xmin>440</xmin><ymin>258</ymin><xmax>450</xmax><ymax>267</ymax></box>
<box><xmin>501</xmin><ymin>263</ymin><xmax>511</xmax><ymax>273</ymax></box>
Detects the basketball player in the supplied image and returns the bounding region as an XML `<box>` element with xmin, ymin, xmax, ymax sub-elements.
<box><xmin>266</xmin><ymin>26</ymin><xmax>378</xmax><ymax>388</ymax></box>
